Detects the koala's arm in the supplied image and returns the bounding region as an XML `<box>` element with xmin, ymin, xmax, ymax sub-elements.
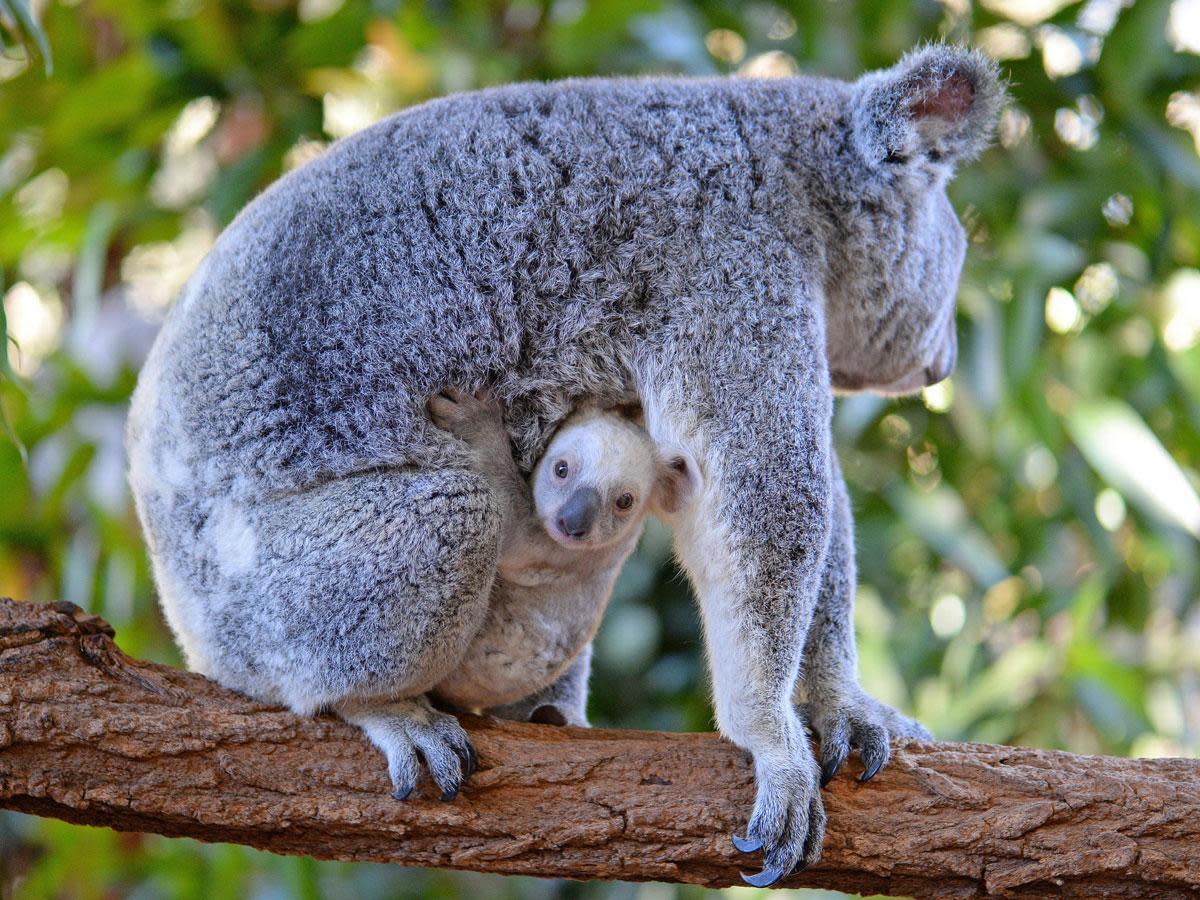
<box><xmin>639</xmin><ymin>272</ymin><xmax>832</xmax><ymax>882</ymax></box>
<box><xmin>428</xmin><ymin>389</ymin><xmax>545</xmax><ymax>556</ymax></box>
<box><xmin>799</xmin><ymin>454</ymin><xmax>932</xmax><ymax>784</ymax></box>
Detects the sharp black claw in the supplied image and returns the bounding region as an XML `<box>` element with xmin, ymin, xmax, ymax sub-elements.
<box><xmin>455</xmin><ymin>744</ymin><xmax>476</xmax><ymax>777</ymax></box>
<box><xmin>439</xmin><ymin>785</ymin><xmax>459</xmax><ymax>802</ymax></box>
<box><xmin>860</xmin><ymin>757</ymin><xmax>884</xmax><ymax>782</ymax></box>
<box><xmin>732</xmin><ymin>834</ymin><xmax>763</xmax><ymax>854</ymax></box>
<box><xmin>820</xmin><ymin>760</ymin><xmax>839</xmax><ymax>788</ymax></box>
<box><xmin>392</xmin><ymin>784</ymin><xmax>414</xmax><ymax>801</ymax></box>
<box><xmin>740</xmin><ymin>866</ymin><xmax>787</xmax><ymax>888</ymax></box>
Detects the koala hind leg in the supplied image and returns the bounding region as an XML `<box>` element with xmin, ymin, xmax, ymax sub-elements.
<box><xmin>339</xmin><ymin>695</ymin><xmax>479</xmax><ymax>800</ymax></box>
<box><xmin>242</xmin><ymin>465</ymin><xmax>501</xmax><ymax>799</ymax></box>
<box><xmin>489</xmin><ymin>643</ymin><xmax>592</xmax><ymax>727</ymax></box>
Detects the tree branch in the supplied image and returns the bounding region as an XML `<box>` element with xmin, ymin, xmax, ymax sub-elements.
<box><xmin>0</xmin><ymin>598</ymin><xmax>1196</xmax><ymax>898</ymax></box>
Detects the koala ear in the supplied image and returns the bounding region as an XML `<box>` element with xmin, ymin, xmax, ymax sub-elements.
<box><xmin>650</xmin><ymin>451</ymin><xmax>700</xmax><ymax>518</ymax></box>
<box><xmin>851</xmin><ymin>45</ymin><xmax>1004</xmax><ymax>170</ymax></box>
<box><xmin>608</xmin><ymin>400</ymin><xmax>646</xmax><ymax>427</ymax></box>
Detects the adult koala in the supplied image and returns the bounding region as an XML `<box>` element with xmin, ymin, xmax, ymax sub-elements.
<box><xmin>127</xmin><ymin>45</ymin><xmax>1001</xmax><ymax>883</ymax></box>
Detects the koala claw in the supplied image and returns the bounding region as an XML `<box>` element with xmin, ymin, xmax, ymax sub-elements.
<box><xmin>740</xmin><ymin>867</ymin><xmax>788</xmax><ymax>888</ymax></box>
<box><xmin>343</xmin><ymin>697</ymin><xmax>476</xmax><ymax>801</ymax></box>
<box><xmin>860</xmin><ymin>752</ymin><xmax>885</xmax><ymax>783</ymax></box>
<box><xmin>740</xmin><ymin>754</ymin><xmax>826</xmax><ymax>884</ymax></box>
<box><xmin>802</xmin><ymin>690</ymin><xmax>932</xmax><ymax>786</ymax></box>
<box><xmin>732</xmin><ymin>834</ymin><xmax>764</xmax><ymax>854</ymax></box>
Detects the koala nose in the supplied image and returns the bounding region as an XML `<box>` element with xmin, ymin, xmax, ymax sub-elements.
<box><xmin>557</xmin><ymin>487</ymin><xmax>600</xmax><ymax>539</ymax></box>
<box><xmin>924</xmin><ymin>360</ymin><xmax>952</xmax><ymax>386</ymax></box>
<box><xmin>924</xmin><ymin>323</ymin><xmax>958</xmax><ymax>385</ymax></box>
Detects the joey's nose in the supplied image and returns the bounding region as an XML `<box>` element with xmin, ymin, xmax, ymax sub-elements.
<box><xmin>557</xmin><ymin>487</ymin><xmax>600</xmax><ymax>539</ymax></box>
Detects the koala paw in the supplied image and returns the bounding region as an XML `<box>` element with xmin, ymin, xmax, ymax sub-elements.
<box><xmin>488</xmin><ymin>698</ymin><xmax>589</xmax><ymax>728</ymax></box>
<box><xmin>801</xmin><ymin>688</ymin><xmax>932</xmax><ymax>788</ymax></box>
<box><xmin>341</xmin><ymin>696</ymin><xmax>478</xmax><ymax>801</ymax></box>
<box><xmin>427</xmin><ymin>387</ymin><xmax>505</xmax><ymax>447</ymax></box>
<box><xmin>732</xmin><ymin>728</ymin><xmax>826</xmax><ymax>887</ymax></box>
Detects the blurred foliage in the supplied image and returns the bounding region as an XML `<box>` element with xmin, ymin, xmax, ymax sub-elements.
<box><xmin>2</xmin><ymin>0</ymin><xmax>1200</xmax><ymax>898</ymax></box>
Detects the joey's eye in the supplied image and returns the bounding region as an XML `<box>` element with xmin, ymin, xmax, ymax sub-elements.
<box><xmin>554</xmin><ymin>460</ymin><xmax>569</xmax><ymax>479</ymax></box>
<box><xmin>615</xmin><ymin>492</ymin><xmax>634</xmax><ymax>510</ymax></box>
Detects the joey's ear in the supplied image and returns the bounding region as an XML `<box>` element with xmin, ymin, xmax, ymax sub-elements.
<box><xmin>650</xmin><ymin>451</ymin><xmax>700</xmax><ymax>518</ymax></box>
<box><xmin>851</xmin><ymin>45</ymin><xmax>1004</xmax><ymax>170</ymax></box>
<box><xmin>609</xmin><ymin>400</ymin><xmax>646</xmax><ymax>427</ymax></box>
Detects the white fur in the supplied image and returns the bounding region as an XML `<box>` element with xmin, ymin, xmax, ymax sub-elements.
<box><xmin>205</xmin><ymin>500</ymin><xmax>258</xmax><ymax>577</ymax></box>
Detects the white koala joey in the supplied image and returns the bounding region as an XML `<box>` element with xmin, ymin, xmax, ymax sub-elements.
<box><xmin>427</xmin><ymin>388</ymin><xmax>696</xmax><ymax>728</ymax></box>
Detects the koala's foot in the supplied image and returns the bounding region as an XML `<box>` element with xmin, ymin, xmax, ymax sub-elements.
<box><xmin>339</xmin><ymin>696</ymin><xmax>478</xmax><ymax>801</ymax></box>
<box><xmin>488</xmin><ymin>697</ymin><xmax>588</xmax><ymax>728</ymax></box>
<box><xmin>732</xmin><ymin>728</ymin><xmax>826</xmax><ymax>887</ymax></box>
<box><xmin>801</xmin><ymin>688</ymin><xmax>932</xmax><ymax>787</ymax></box>
<box><xmin>427</xmin><ymin>387</ymin><xmax>506</xmax><ymax>448</ymax></box>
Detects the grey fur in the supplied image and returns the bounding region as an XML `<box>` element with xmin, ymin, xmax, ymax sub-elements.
<box><xmin>127</xmin><ymin>44</ymin><xmax>1001</xmax><ymax>877</ymax></box>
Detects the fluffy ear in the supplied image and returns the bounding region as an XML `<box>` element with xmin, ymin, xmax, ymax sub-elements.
<box><xmin>650</xmin><ymin>451</ymin><xmax>700</xmax><ymax>518</ymax></box>
<box><xmin>608</xmin><ymin>399</ymin><xmax>646</xmax><ymax>427</ymax></box>
<box><xmin>851</xmin><ymin>45</ymin><xmax>1004</xmax><ymax>170</ymax></box>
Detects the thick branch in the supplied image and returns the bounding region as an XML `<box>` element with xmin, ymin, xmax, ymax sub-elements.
<box><xmin>0</xmin><ymin>598</ymin><xmax>1196</xmax><ymax>898</ymax></box>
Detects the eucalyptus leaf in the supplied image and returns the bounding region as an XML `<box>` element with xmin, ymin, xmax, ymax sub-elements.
<box><xmin>1</xmin><ymin>0</ymin><xmax>51</xmax><ymax>74</ymax></box>
<box><xmin>885</xmin><ymin>481</ymin><xmax>1010</xmax><ymax>589</ymax></box>
<box><xmin>1067</xmin><ymin>400</ymin><xmax>1200</xmax><ymax>539</ymax></box>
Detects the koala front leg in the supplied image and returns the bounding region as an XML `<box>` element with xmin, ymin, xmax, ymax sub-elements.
<box><xmin>799</xmin><ymin>455</ymin><xmax>932</xmax><ymax>786</ymax></box>
<box><xmin>488</xmin><ymin>643</ymin><xmax>592</xmax><ymax>727</ymax></box>
<box><xmin>640</xmin><ymin>296</ymin><xmax>832</xmax><ymax>886</ymax></box>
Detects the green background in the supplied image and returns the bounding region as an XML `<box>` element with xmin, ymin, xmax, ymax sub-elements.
<box><xmin>2</xmin><ymin>0</ymin><xmax>1199</xmax><ymax>897</ymax></box>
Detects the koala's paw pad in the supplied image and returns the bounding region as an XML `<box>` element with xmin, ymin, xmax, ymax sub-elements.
<box><xmin>801</xmin><ymin>690</ymin><xmax>932</xmax><ymax>787</ymax></box>
<box><xmin>528</xmin><ymin>704</ymin><xmax>568</xmax><ymax>726</ymax></box>
<box><xmin>487</xmin><ymin>698</ymin><xmax>590</xmax><ymax>728</ymax></box>
<box><xmin>347</xmin><ymin>698</ymin><xmax>478</xmax><ymax>801</ymax></box>
<box><xmin>427</xmin><ymin>387</ymin><xmax>503</xmax><ymax>437</ymax></box>
<box><xmin>734</xmin><ymin>749</ymin><xmax>826</xmax><ymax>887</ymax></box>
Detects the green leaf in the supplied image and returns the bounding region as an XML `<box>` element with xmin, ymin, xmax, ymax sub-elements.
<box><xmin>70</xmin><ymin>202</ymin><xmax>118</xmax><ymax>338</ymax></box>
<box><xmin>1066</xmin><ymin>400</ymin><xmax>1200</xmax><ymax>539</ymax></box>
<box><xmin>885</xmin><ymin>481</ymin><xmax>1010</xmax><ymax>588</ymax></box>
<box><xmin>1</xmin><ymin>0</ymin><xmax>52</xmax><ymax>75</ymax></box>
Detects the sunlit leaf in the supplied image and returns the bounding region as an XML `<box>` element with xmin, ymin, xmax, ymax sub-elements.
<box><xmin>70</xmin><ymin>202</ymin><xmax>118</xmax><ymax>338</ymax></box>
<box><xmin>885</xmin><ymin>482</ymin><xmax>1010</xmax><ymax>588</ymax></box>
<box><xmin>0</xmin><ymin>0</ymin><xmax>51</xmax><ymax>74</ymax></box>
<box><xmin>1066</xmin><ymin>400</ymin><xmax>1200</xmax><ymax>538</ymax></box>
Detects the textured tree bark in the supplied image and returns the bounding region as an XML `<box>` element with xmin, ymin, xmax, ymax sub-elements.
<box><xmin>0</xmin><ymin>598</ymin><xmax>1196</xmax><ymax>899</ymax></box>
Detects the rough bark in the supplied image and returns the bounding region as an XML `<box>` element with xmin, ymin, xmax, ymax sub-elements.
<box><xmin>0</xmin><ymin>598</ymin><xmax>1196</xmax><ymax>898</ymax></box>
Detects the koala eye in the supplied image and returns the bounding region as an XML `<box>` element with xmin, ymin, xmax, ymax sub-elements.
<box><xmin>554</xmin><ymin>460</ymin><xmax>569</xmax><ymax>479</ymax></box>
<box><xmin>615</xmin><ymin>492</ymin><xmax>634</xmax><ymax>511</ymax></box>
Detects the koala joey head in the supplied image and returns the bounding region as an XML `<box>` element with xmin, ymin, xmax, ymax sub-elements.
<box><xmin>532</xmin><ymin>408</ymin><xmax>696</xmax><ymax>550</ymax></box>
<box><xmin>819</xmin><ymin>45</ymin><xmax>1004</xmax><ymax>396</ymax></box>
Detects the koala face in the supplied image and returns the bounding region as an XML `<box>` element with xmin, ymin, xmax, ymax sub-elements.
<box><xmin>532</xmin><ymin>410</ymin><xmax>692</xmax><ymax>550</ymax></box>
<box><xmin>819</xmin><ymin>47</ymin><xmax>1003</xmax><ymax>395</ymax></box>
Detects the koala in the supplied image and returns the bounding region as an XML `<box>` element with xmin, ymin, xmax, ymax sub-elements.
<box><xmin>427</xmin><ymin>388</ymin><xmax>692</xmax><ymax>729</ymax></box>
<box><xmin>126</xmin><ymin>44</ymin><xmax>1001</xmax><ymax>884</ymax></box>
